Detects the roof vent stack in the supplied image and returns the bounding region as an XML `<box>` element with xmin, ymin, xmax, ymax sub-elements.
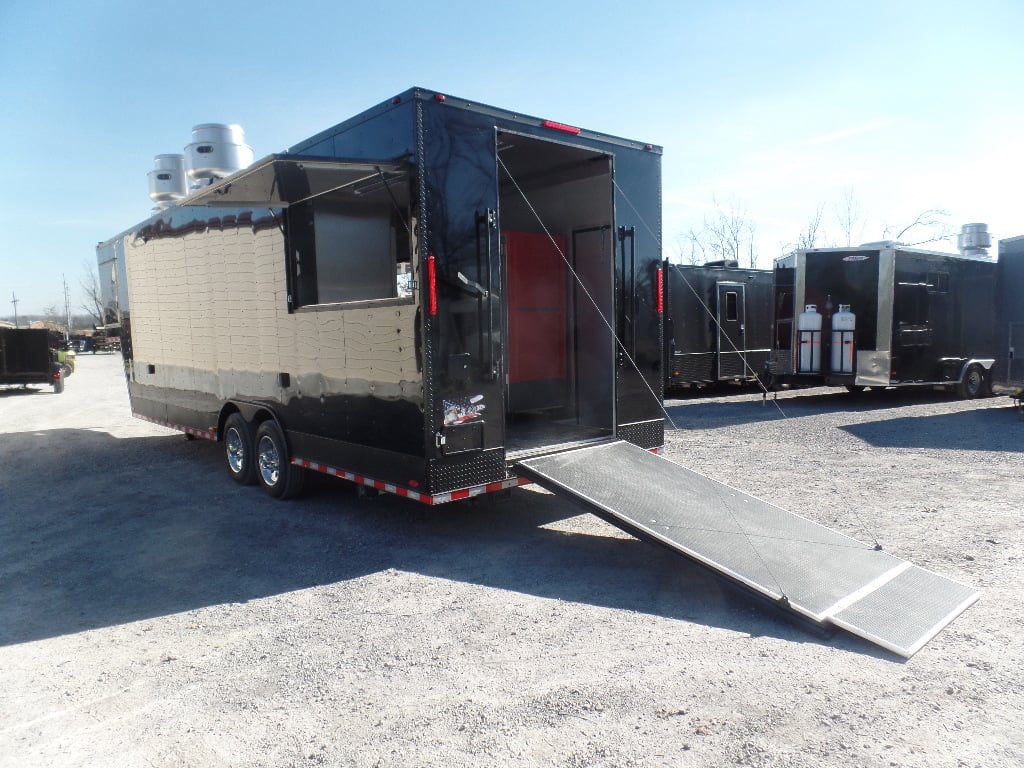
<box><xmin>958</xmin><ymin>223</ymin><xmax>992</xmax><ymax>259</ymax></box>
<box><xmin>185</xmin><ymin>123</ymin><xmax>254</xmax><ymax>189</ymax></box>
<box><xmin>147</xmin><ymin>154</ymin><xmax>188</xmax><ymax>209</ymax></box>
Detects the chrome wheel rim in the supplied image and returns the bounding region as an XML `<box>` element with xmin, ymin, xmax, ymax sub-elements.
<box><xmin>258</xmin><ymin>434</ymin><xmax>280</xmax><ymax>486</ymax></box>
<box><xmin>226</xmin><ymin>427</ymin><xmax>245</xmax><ymax>474</ymax></box>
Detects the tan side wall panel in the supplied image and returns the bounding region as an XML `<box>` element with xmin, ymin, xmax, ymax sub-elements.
<box><xmin>123</xmin><ymin>219</ymin><xmax>421</xmax><ymax>405</ymax></box>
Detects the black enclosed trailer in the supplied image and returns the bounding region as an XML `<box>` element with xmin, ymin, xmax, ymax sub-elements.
<box><xmin>662</xmin><ymin>260</ymin><xmax>772</xmax><ymax>390</ymax></box>
<box><xmin>0</xmin><ymin>328</ymin><xmax>64</xmax><ymax>393</ymax></box>
<box><xmin>95</xmin><ymin>90</ymin><xmax>981</xmax><ymax>657</ymax></box>
<box><xmin>769</xmin><ymin>244</ymin><xmax>996</xmax><ymax>397</ymax></box>
<box><xmin>98</xmin><ymin>88</ymin><xmax>665</xmax><ymax>502</ymax></box>
<box><xmin>992</xmin><ymin>235</ymin><xmax>1024</xmax><ymax>402</ymax></box>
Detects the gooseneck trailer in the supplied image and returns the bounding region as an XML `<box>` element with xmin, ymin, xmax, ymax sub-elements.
<box><xmin>769</xmin><ymin>244</ymin><xmax>996</xmax><ymax>397</ymax></box>
<box><xmin>98</xmin><ymin>88</ymin><xmax>978</xmax><ymax>656</ymax></box>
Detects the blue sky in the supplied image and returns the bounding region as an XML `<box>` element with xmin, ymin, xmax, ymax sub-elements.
<box><xmin>2</xmin><ymin>0</ymin><xmax>1022</xmax><ymax>315</ymax></box>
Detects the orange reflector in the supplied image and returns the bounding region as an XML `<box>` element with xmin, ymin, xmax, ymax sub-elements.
<box><xmin>542</xmin><ymin>119</ymin><xmax>581</xmax><ymax>135</ymax></box>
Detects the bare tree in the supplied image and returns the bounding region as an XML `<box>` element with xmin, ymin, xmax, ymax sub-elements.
<box><xmin>885</xmin><ymin>209</ymin><xmax>954</xmax><ymax>247</ymax></box>
<box><xmin>80</xmin><ymin>261</ymin><xmax>104</xmax><ymax>326</ymax></box>
<box><xmin>704</xmin><ymin>196</ymin><xmax>755</xmax><ymax>266</ymax></box>
<box><xmin>796</xmin><ymin>203</ymin><xmax>825</xmax><ymax>250</ymax></box>
<box><xmin>834</xmin><ymin>188</ymin><xmax>863</xmax><ymax>247</ymax></box>
<box><xmin>675</xmin><ymin>226</ymin><xmax>708</xmax><ymax>265</ymax></box>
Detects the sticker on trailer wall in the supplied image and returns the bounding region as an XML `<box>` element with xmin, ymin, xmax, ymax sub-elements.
<box><xmin>443</xmin><ymin>395</ymin><xmax>485</xmax><ymax>425</ymax></box>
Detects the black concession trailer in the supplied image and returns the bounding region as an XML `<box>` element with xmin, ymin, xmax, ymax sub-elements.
<box><xmin>96</xmin><ymin>89</ymin><xmax>980</xmax><ymax>657</ymax></box>
<box><xmin>993</xmin><ymin>235</ymin><xmax>1024</xmax><ymax>403</ymax></box>
<box><xmin>0</xmin><ymin>328</ymin><xmax>64</xmax><ymax>393</ymax></box>
<box><xmin>662</xmin><ymin>260</ymin><xmax>772</xmax><ymax>390</ymax></box>
<box><xmin>98</xmin><ymin>87</ymin><xmax>665</xmax><ymax>503</ymax></box>
<box><xmin>769</xmin><ymin>244</ymin><xmax>997</xmax><ymax>397</ymax></box>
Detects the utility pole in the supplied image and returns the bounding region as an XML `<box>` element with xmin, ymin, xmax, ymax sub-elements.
<box><xmin>10</xmin><ymin>292</ymin><xmax>18</xmax><ymax>328</ymax></box>
<box><xmin>63</xmin><ymin>274</ymin><xmax>72</xmax><ymax>339</ymax></box>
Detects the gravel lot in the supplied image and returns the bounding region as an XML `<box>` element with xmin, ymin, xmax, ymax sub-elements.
<box><xmin>1</xmin><ymin>353</ymin><xmax>1021</xmax><ymax>767</ymax></box>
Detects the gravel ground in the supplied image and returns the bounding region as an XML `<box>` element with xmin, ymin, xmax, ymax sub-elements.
<box><xmin>0</xmin><ymin>354</ymin><xmax>1020</xmax><ymax>767</ymax></box>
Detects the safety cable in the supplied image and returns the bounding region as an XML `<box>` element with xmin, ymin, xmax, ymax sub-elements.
<box><xmin>612</xmin><ymin>178</ymin><xmax>883</xmax><ymax>553</ymax></box>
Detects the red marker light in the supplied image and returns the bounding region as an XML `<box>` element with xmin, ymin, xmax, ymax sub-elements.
<box><xmin>656</xmin><ymin>267</ymin><xmax>664</xmax><ymax>314</ymax></box>
<box><xmin>434</xmin><ymin>93</ymin><xmax>446</xmax><ymax>102</ymax></box>
<box><xmin>426</xmin><ymin>254</ymin><xmax>438</xmax><ymax>316</ymax></box>
<box><xmin>542</xmin><ymin>119</ymin><xmax>581</xmax><ymax>136</ymax></box>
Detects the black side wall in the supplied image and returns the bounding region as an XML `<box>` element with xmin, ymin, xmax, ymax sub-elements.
<box><xmin>995</xmin><ymin>237</ymin><xmax>1024</xmax><ymax>390</ymax></box>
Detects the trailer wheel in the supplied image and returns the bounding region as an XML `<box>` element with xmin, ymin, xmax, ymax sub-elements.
<box><xmin>957</xmin><ymin>365</ymin><xmax>985</xmax><ymax>400</ymax></box>
<box><xmin>844</xmin><ymin>385</ymin><xmax>866</xmax><ymax>394</ymax></box>
<box><xmin>224</xmin><ymin>413</ymin><xmax>256</xmax><ymax>485</ymax></box>
<box><xmin>255</xmin><ymin>420</ymin><xmax>305</xmax><ymax>499</ymax></box>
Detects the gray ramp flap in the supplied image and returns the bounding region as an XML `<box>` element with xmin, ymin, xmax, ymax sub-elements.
<box><xmin>515</xmin><ymin>441</ymin><xmax>980</xmax><ymax>658</ymax></box>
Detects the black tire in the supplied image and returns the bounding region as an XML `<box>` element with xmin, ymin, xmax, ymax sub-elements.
<box><xmin>844</xmin><ymin>384</ymin><xmax>866</xmax><ymax>394</ymax></box>
<box><xmin>52</xmin><ymin>375</ymin><xmax>64</xmax><ymax>394</ymax></box>
<box><xmin>957</xmin><ymin>365</ymin><xmax>985</xmax><ymax>400</ymax></box>
<box><xmin>224</xmin><ymin>413</ymin><xmax>256</xmax><ymax>485</ymax></box>
<box><xmin>254</xmin><ymin>420</ymin><xmax>304</xmax><ymax>499</ymax></box>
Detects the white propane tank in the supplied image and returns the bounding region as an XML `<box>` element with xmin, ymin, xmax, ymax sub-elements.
<box><xmin>797</xmin><ymin>304</ymin><xmax>822</xmax><ymax>373</ymax></box>
<box><xmin>830</xmin><ymin>304</ymin><xmax>856</xmax><ymax>374</ymax></box>
<box><xmin>147</xmin><ymin>154</ymin><xmax>188</xmax><ymax>208</ymax></box>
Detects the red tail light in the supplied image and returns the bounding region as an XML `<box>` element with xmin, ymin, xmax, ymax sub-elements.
<box><xmin>542</xmin><ymin>119</ymin><xmax>581</xmax><ymax>136</ymax></box>
<box><xmin>656</xmin><ymin>267</ymin><xmax>664</xmax><ymax>314</ymax></box>
<box><xmin>426</xmin><ymin>254</ymin><xmax>438</xmax><ymax>316</ymax></box>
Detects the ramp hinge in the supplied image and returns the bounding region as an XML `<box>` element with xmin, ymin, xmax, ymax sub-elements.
<box><xmin>435</xmin><ymin>431</ymin><xmax>446</xmax><ymax>449</ymax></box>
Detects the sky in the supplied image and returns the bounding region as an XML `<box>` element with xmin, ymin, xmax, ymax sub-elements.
<box><xmin>1</xmin><ymin>0</ymin><xmax>1022</xmax><ymax>316</ymax></box>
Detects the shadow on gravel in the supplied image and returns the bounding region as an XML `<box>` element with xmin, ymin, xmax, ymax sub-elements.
<box><xmin>840</xmin><ymin>403</ymin><xmax>1024</xmax><ymax>452</ymax></box>
<box><xmin>0</xmin><ymin>428</ymin><xmax>852</xmax><ymax>655</ymax></box>
<box><xmin>0</xmin><ymin>386</ymin><xmax>57</xmax><ymax>398</ymax></box>
<box><xmin>666</xmin><ymin>387</ymin><xmax>978</xmax><ymax>431</ymax></box>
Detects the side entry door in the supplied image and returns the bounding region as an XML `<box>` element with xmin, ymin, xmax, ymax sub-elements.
<box><xmin>1010</xmin><ymin>322</ymin><xmax>1024</xmax><ymax>385</ymax></box>
<box><xmin>717</xmin><ymin>281</ymin><xmax>746</xmax><ymax>379</ymax></box>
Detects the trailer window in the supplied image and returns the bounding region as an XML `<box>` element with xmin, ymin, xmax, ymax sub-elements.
<box><xmin>286</xmin><ymin>179</ymin><xmax>412</xmax><ymax>309</ymax></box>
<box><xmin>724</xmin><ymin>291</ymin><xmax>739</xmax><ymax>322</ymax></box>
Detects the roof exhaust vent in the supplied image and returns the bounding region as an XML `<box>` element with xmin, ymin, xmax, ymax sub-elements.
<box><xmin>185</xmin><ymin>123</ymin><xmax>254</xmax><ymax>188</ymax></box>
<box><xmin>147</xmin><ymin>154</ymin><xmax>188</xmax><ymax>209</ymax></box>
<box><xmin>958</xmin><ymin>223</ymin><xmax>992</xmax><ymax>259</ymax></box>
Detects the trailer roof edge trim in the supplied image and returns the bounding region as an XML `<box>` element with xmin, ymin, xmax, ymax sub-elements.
<box><xmin>180</xmin><ymin>155</ymin><xmax>406</xmax><ymax>209</ymax></box>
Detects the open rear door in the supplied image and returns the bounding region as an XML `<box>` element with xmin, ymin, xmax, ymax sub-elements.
<box><xmin>515</xmin><ymin>441</ymin><xmax>980</xmax><ymax>657</ymax></box>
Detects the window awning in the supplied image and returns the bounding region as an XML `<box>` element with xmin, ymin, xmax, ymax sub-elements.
<box><xmin>179</xmin><ymin>155</ymin><xmax>407</xmax><ymax>209</ymax></box>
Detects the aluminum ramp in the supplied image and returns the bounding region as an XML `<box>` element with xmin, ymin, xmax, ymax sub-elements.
<box><xmin>514</xmin><ymin>441</ymin><xmax>980</xmax><ymax>658</ymax></box>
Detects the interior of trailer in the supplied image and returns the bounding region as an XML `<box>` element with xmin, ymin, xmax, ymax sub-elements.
<box><xmin>495</xmin><ymin>132</ymin><xmax>615</xmax><ymax>457</ymax></box>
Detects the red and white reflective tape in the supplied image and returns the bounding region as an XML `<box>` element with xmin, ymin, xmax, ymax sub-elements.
<box><xmin>293</xmin><ymin>457</ymin><xmax>530</xmax><ymax>505</ymax></box>
<box><xmin>136</xmin><ymin>413</ymin><xmax>217</xmax><ymax>441</ymax></box>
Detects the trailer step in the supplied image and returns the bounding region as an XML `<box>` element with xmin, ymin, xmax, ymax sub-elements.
<box><xmin>513</xmin><ymin>441</ymin><xmax>980</xmax><ymax>658</ymax></box>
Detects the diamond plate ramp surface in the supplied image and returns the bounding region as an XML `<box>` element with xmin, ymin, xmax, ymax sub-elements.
<box><xmin>515</xmin><ymin>441</ymin><xmax>980</xmax><ymax>657</ymax></box>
